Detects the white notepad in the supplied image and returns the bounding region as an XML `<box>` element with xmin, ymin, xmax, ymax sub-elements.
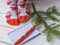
<box><xmin>7</xmin><ymin>22</ymin><xmax>40</xmax><ymax>45</ymax></box>
<box><xmin>20</xmin><ymin>30</ymin><xmax>40</xmax><ymax>45</ymax></box>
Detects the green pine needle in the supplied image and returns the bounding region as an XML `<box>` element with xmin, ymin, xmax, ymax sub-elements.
<box><xmin>47</xmin><ymin>15</ymin><xmax>59</xmax><ymax>21</ymax></box>
<box><xmin>51</xmin><ymin>24</ymin><xmax>60</xmax><ymax>29</ymax></box>
<box><xmin>51</xmin><ymin>29</ymin><xmax>60</xmax><ymax>37</ymax></box>
<box><xmin>43</xmin><ymin>26</ymin><xmax>49</xmax><ymax>33</ymax></box>
<box><xmin>46</xmin><ymin>30</ymin><xmax>52</xmax><ymax>42</ymax></box>
<box><xmin>29</xmin><ymin>12</ymin><xmax>35</xmax><ymax>18</ymax></box>
<box><xmin>55</xmin><ymin>12</ymin><xmax>60</xmax><ymax>16</ymax></box>
<box><xmin>46</xmin><ymin>6</ymin><xmax>58</xmax><ymax>14</ymax></box>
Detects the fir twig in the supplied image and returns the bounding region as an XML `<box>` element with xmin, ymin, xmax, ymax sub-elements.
<box><xmin>22</xmin><ymin>2</ymin><xmax>60</xmax><ymax>42</ymax></box>
<box><xmin>31</xmin><ymin>3</ymin><xmax>60</xmax><ymax>42</ymax></box>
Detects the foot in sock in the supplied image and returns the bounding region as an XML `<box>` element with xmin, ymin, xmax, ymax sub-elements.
<box><xmin>17</xmin><ymin>0</ymin><xmax>30</xmax><ymax>23</ymax></box>
<box><xmin>6</xmin><ymin>0</ymin><xmax>19</xmax><ymax>26</ymax></box>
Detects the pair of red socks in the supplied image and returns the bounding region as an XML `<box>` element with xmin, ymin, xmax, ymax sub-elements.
<box><xmin>6</xmin><ymin>0</ymin><xmax>30</xmax><ymax>26</ymax></box>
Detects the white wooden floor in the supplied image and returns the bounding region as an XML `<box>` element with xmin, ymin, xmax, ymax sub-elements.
<box><xmin>0</xmin><ymin>0</ymin><xmax>60</xmax><ymax>45</ymax></box>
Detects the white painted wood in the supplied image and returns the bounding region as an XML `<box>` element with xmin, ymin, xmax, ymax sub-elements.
<box><xmin>0</xmin><ymin>0</ymin><xmax>60</xmax><ymax>45</ymax></box>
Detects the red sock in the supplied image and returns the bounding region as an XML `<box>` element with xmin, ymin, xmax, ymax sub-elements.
<box><xmin>17</xmin><ymin>0</ymin><xmax>30</xmax><ymax>23</ymax></box>
<box><xmin>6</xmin><ymin>0</ymin><xmax>19</xmax><ymax>26</ymax></box>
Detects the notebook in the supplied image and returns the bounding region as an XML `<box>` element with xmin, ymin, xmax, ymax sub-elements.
<box><xmin>20</xmin><ymin>30</ymin><xmax>40</xmax><ymax>45</ymax></box>
<box><xmin>7</xmin><ymin>22</ymin><xmax>40</xmax><ymax>45</ymax></box>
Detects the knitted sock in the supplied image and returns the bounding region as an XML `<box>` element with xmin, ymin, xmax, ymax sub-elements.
<box><xmin>17</xmin><ymin>0</ymin><xmax>30</xmax><ymax>23</ymax></box>
<box><xmin>6</xmin><ymin>0</ymin><xmax>19</xmax><ymax>26</ymax></box>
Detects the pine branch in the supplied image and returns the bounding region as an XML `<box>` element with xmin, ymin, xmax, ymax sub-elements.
<box><xmin>22</xmin><ymin>2</ymin><xmax>60</xmax><ymax>42</ymax></box>
<box><xmin>32</xmin><ymin>3</ymin><xmax>60</xmax><ymax>42</ymax></box>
